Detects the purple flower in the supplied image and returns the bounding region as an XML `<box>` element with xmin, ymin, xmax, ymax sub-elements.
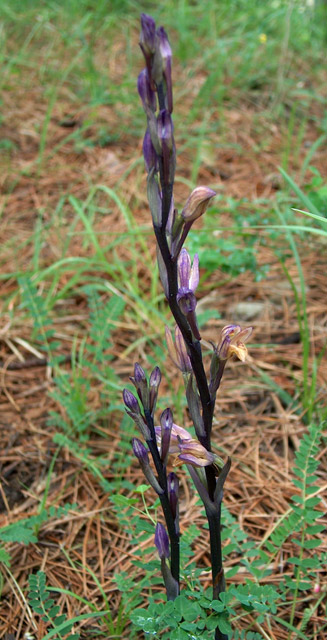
<box><xmin>149</xmin><ymin>366</ymin><xmax>161</xmax><ymax>415</ymax></box>
<box><xmin>160</xmin><ymin>408</ymin><xmax>173</xmax><ymax>463</ymax></box>
<box><xmin>157</xmin><ymin>109</ymin><xmax>175</xmax><ymax>185</ymax></box>
<box><xmin>154</xmin><ymin>522</ymin><xmax>170</xmax><ymax>559</ymax></box>
<box><xmin>216</xmin><ymin>325</ymin><xmax>253</xmax><ymax>362</ymax></box>
<box><xmin>137</xmin><ymin>69</ymin><xmax>157</xmax><ymax>114</ymax></box>
<box><xmin>143</xmin><ymin>129</ymin><xmax>158</xmax><ymax>173</ymax></box>
<box><xmin>132</xmin><ymin>437</ymin><xmax>149</xmax><ymax>465</ymax></box>
<box><xmin>155</xmin><ymin>423</ymin><xmax>214</xmax><ymax>468</ymax></box>
<box><xmin>130</xmin><ymin>363</ymin><xmax>149</xmax><ymax>410</ymax></box>
<box><xmin>140</xmin><ymin>14</ymin><xmax>156</xmax><ymax>55</ymax></box>
<box><xmin>165</xmin><ymin>325</ymin><xmax>192</xmax><ymax>373</ymax></box>
<box><xmin>157</xmin><ymin>26</ymin><xmax>173</xmax><ymax>113</ymax></box>
<box><xmin>139</xmin><ymin>13</ymin><xmax>156</xmax><ymax>83</ymax></box>
<box><xmin>176</xmin><ymin>249</ymin><xmax>201</xmax><ymax>339</ymax></box>
<box><xmin>123</xmin><ymin>389</ymin><xmax>140</xmax><ymax>413</ymax></box>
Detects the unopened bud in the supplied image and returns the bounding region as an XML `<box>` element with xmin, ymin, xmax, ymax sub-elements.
<box><xmin>157</xmin><ymin>109</ymin><xmax>175</xmax><ymax>185</ymax></box>
<box><xmin>132</xmin><ymin>437</ymin><xmax>149</xmax><ymax>465</ymax></box>
<box><xmin>143</xmin><ymin>129</ymin><xmax>158</xmax><ymax>173</ymax></box>
<box><xmin>149</xmin><ymin>366</ymin><xmax>161</xmax><ymax>415</ymax></box>
<box><xmin>123</xmin><ymin>389</ymin><xmax>140</xmax><ymax>414</ymax></box>
<box><xmin>160</xmin><ymin>408</ymin><xmax>173</xmax><ymax>463</ymax></box>
<box><xmin>140</xmin><ymin>14</ymin><xmax>156</xmax><ymax>53</ymax></box>
<box><xmin>154</xmin><ymin>522</ymin><xmax>170</xmax><ymax>559</ymax></box>
<box><xmin>131</xmin><ymin>363</ymin><xmax>150</xmax><ymax>410</ymax></box>
<box><xmin>157</xmin><ymin>26</ymin><xmax>173</xmax><ymax>113</ymax></box>
<box><xmin>137</xmin><ymin>69</ymin><xmax>156</xmax><ymax>114</ymax></box>
<box><xmin>181</xmin><ymin>186</ymin><xmax>216</xmax><ymax>223</ymax></box>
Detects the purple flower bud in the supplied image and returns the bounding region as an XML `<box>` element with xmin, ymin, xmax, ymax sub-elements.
<box><xmin>143</xmin><ymin>129</ymin><xmax>158</xmax><ymax>173</ymax></box>
<box><xmin>131</xmin><ymin>363</ymin><xmax>150</xmax><ymax>409</ymax></box>
<box><xmin>154</xmin><ymin>522</ymin><xmax>170</xmax><ymax>559</ymax></box>
<box><xmin>149</xmin><ymin>366</ymin><xmax>161</xmax><ymax>416</ymax></box>
<box><xmin>174</xmin><ymin>326</ymin><xmax>192</xmax><ymax>373</ymax></box>
<box><xmin>132</xmin><ymin>438</ymin><xmax>164</xmax><ymax>494</ymax></box>
<box><xmin>176</xmin><ymin>250</ymin><xmax>199</xmax><ymax>319</ymax></box>
<box><xmin>140</xmin><ymin>13</ymin><xmax>156</xmax><ymax>56</ymax></box>
<box><xmin>165</xmin><ymin>325</ymin><xmax>191</xmax><ymax>373</ymax></box>
<box><xmin>160</xmin><ymin>408</ymin><xmax>173</xmax><ymax>463</ymax></box>
<box><xmin>123</xmin><ymin>389</ymin><xmax>140</xmax><ymax>413</ymax></box>
<box><xmin>157</xmin><ymin>26</ymin><xmax>173</xmax><ymax>113</ymax></box>
<box><xmin>157</xmin><ymin>109</ymin><xmax>175</xmax><ymax>185</ymax></box>
<box><xmin>150</xmin><ymin>366</ymin><xmax>161</xmax><ymax>389</ymax></box>
<box><xmin>132</xmin><ymin>437</ymin><xmax>149</xmax><ymax>465</ymax></box>
<box><xmin>134</xmin><ymin>362</ymin><xmax>147</xmax><ymax>385</ymax></box>
<box><xmin>137</xmin><ymin>69</ymin><xmax>156</xmax><ymax>114</ymax></box>
<box><xmin>177</xmin><ymin>249</ymin><xmax>199</xmax><ymax>291</ymax></box>
<box><xmin>168</xmin><ymin>472</ymin><xmax>179</xmax><ymax>522</ymax></box>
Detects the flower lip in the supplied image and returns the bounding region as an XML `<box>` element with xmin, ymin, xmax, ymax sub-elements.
<box><xmin>217</xmin><ymin>324</ymin><xmax>253</xmax><ymax>362</ymax></box>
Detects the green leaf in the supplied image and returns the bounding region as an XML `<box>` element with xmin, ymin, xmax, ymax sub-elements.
<box><xmin>0</xmin><ymin>547</ymin><xmax>11</xmax><ymax>567</ymax></box>
<box><xmin>217</xmin><ymin>614</ymin><xmax>233</xmax><ymax>635</ymax></box>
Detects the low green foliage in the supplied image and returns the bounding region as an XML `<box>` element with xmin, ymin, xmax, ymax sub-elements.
<box><xmin>28</xmin><ymin>571</ymin><xmax>80</xmax><ymax>640</ymax></box>
<box><xmin>0</xmin><ymin>503</ymin><xmax>77</xmax><ymax>547</ymax></box>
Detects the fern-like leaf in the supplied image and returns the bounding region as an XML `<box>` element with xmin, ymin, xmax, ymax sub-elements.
<box><xmin>28</xmin><ymin>571</ymin><xmax>80</xmax><ymax>640</ymax></box>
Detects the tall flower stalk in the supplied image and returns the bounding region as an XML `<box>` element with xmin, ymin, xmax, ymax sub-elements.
<box><xmin>123</xmin><ymin>14</ymin><xmax>252</xmax><ymax>639</ymax></box>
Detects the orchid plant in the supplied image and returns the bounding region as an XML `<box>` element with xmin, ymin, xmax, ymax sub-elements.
<box><xmin>123</xmin><ymin>14</ymin><xmax>252</xmax><ymax>640</ymax></box>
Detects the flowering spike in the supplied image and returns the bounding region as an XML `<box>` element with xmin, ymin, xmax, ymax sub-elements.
<box><xmin>155</xmin><ymin>522</ymin><xmax>170</xmax><ymax>559</ymax></box>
